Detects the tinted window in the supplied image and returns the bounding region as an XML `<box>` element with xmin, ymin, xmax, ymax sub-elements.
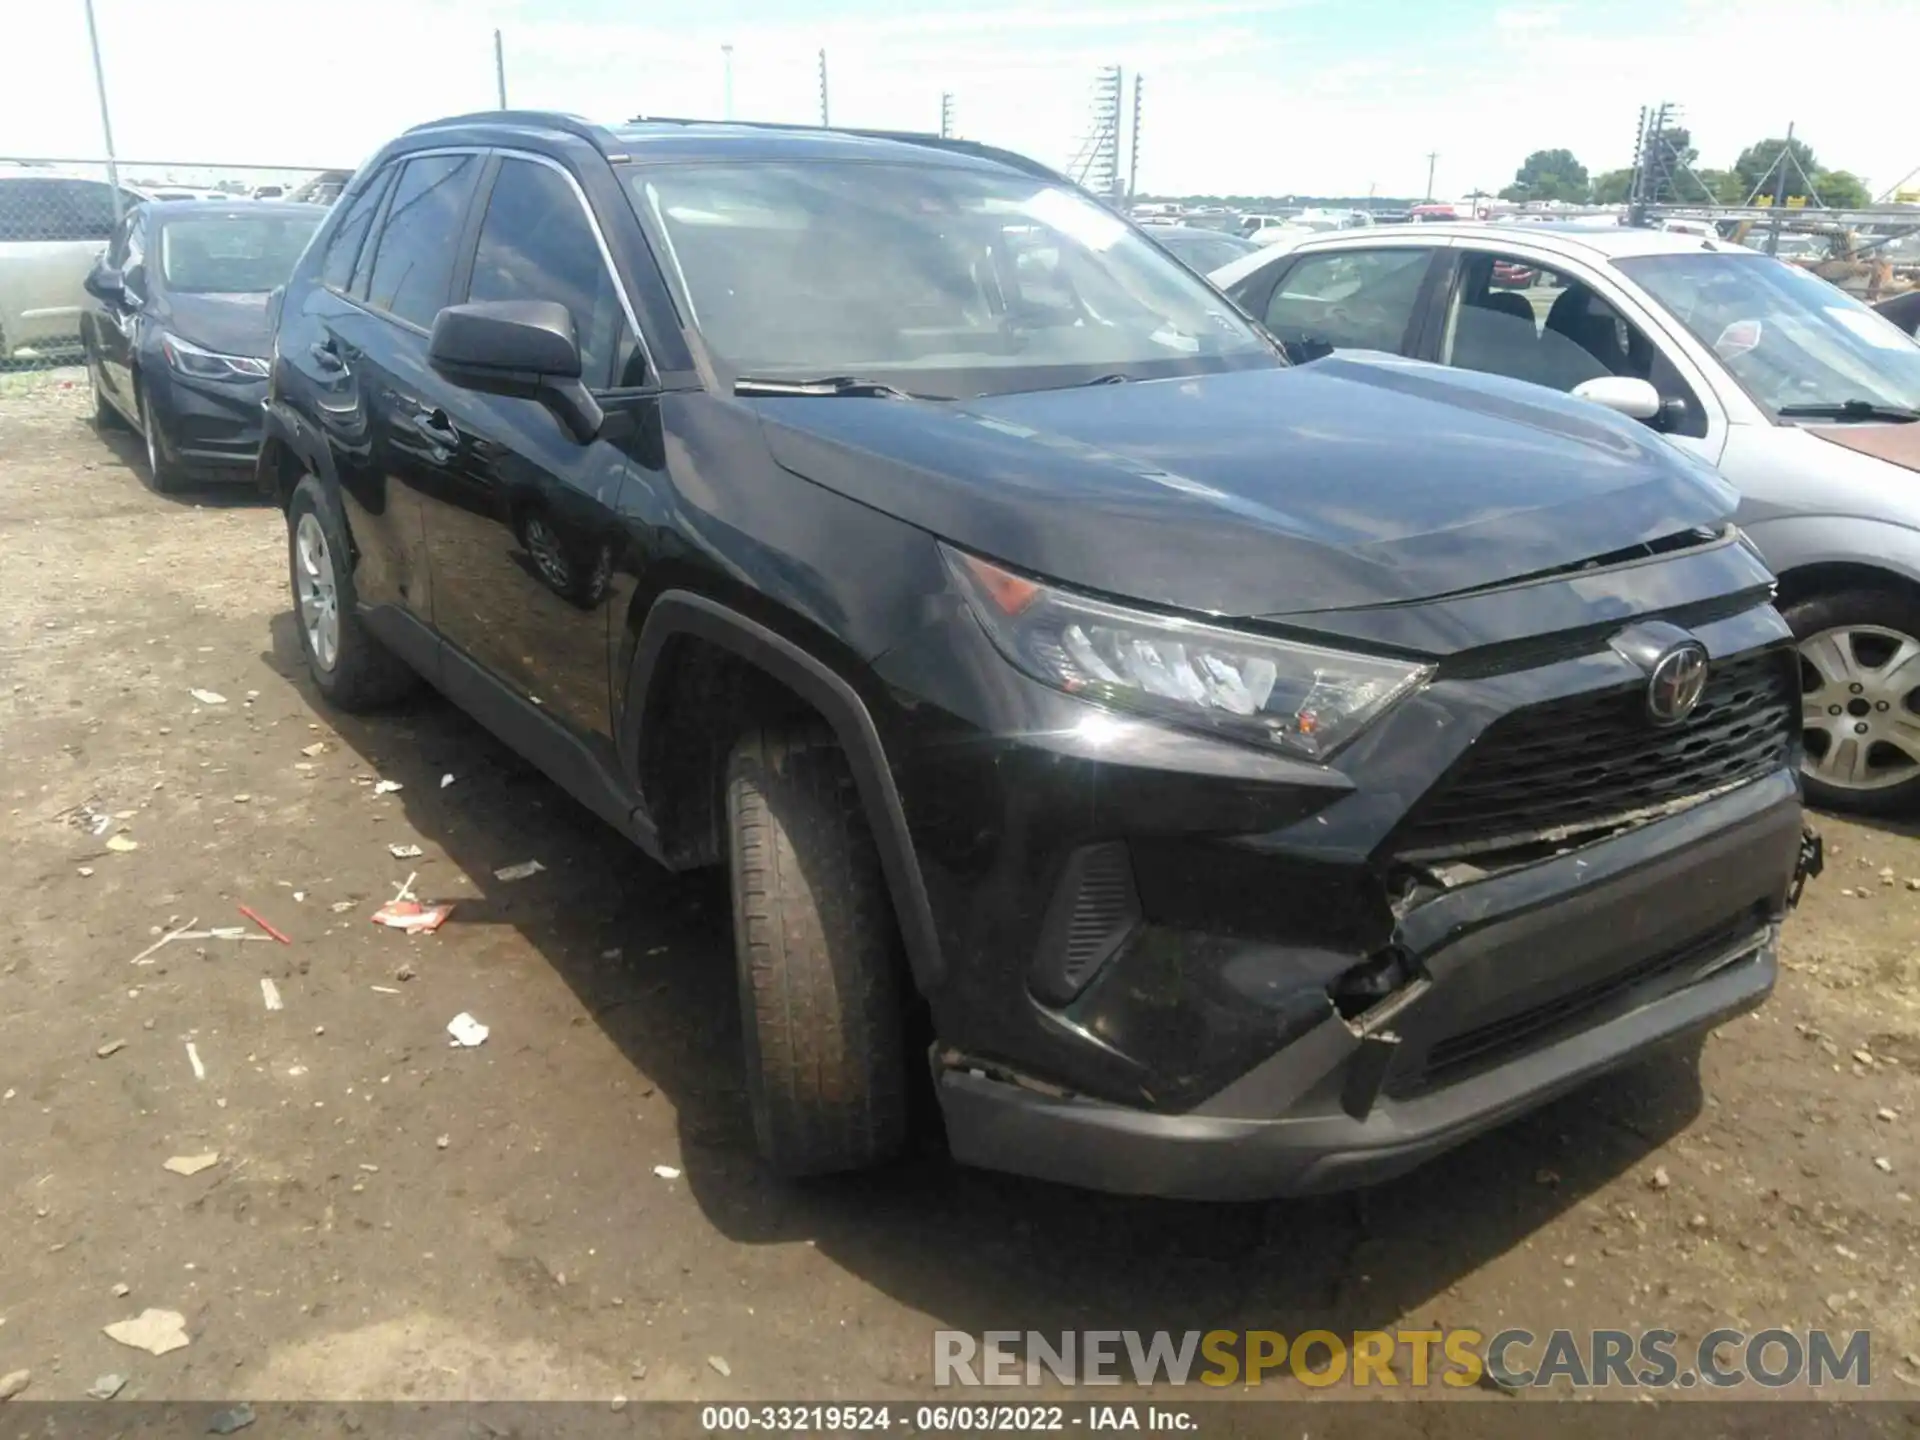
<box><xmin>321</xmin><ymin>165</ymin><xmax>394</xmax><ymax>293</ymax></box>
<box><xmin>1263</xmin><ymin>248</ymin><xmax>1432</xmax><ymax>358</ymax></box>
<box><xmin>362</xmin><ymin>154</ymin><xmax>480</xmax><ymax>328</ymax></box>
<box><xmin>1442</xmin><ymin>252</ymin><xmax>1706</xmax><ymax>438</ymax></box>
<box><xmin>61</xmin><ymin>180</ymin><xmax>121</xmax><ymax>240</ymax></box>
<box><xmin>467</xmin><ymin>158</ymin><xmax>638</xmax><ymax>388</ymax></box>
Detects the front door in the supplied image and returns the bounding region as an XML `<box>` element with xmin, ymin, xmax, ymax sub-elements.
<box><xmin>418</xmin><ymin>153</ymin><xmax>660</xmax><ymax>760</ymax></box>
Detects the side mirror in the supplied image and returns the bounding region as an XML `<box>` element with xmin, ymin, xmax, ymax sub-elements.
<box><xmin>428</xmin><ymin>300</ymin><xmax>602</xmax><ymax>443</ymax></box>
<box><xmin>122</xmin><ymin>262</ymin><xmax>147</xmax><ymax>303</ymax></box>
<box><xmin>83</xmin><ymin>265</ymin><xmax>124</xmax><ymax>303</ymax></box>
<box><xmin>1571</xmin><ymin>375</ymin><xmax>1662</xmax><ymax>422</ymax></box>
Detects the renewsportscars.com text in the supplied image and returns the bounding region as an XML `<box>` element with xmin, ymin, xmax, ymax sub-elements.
<box><xmin>933</xmin><ymin>1328</ymin><xmax>1872</xmax><ymax>1390</ymax></box>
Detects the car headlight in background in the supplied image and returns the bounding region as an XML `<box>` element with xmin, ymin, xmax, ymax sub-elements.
<box><xmin>945</xmin><ymin>546</ymin><xmax>1432</xmax><ymax>760</ymax></box>
<box><xmin>161</xmin><ymin>333</ymin><xmax>269</xmax><ymax>382</ymax></box>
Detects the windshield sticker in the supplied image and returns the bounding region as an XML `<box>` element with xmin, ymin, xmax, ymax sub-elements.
<box><xmin>1021</xmin><ymin>188</ymin><xmax>1127</xmax><ymax>253</ymax></box>
<box><xmin>1826</xmin><ymin>305</ymin><xmax>1913</xmax><ymax>351</ymax></box>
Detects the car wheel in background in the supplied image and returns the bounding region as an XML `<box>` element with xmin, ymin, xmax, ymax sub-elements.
<box><xmin>134</xmin><ymin>380</ymin><xmax>186</xmax><ymax>493</ymax></box>
<box><xmin>1783</xmin><ymin>587</ymin><xmax>1920</xmax><ymax>815</ymax></box>
<box><xmin>286</xmin><ymin>474</ymin><xmax>418</xmax><ymax>711</ymax></box>
<box><xmin>725</xmin><ymin>725</ymin><xmax>910</xmax><ymax>1177</ymax></box>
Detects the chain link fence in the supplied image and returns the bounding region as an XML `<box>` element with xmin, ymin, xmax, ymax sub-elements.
<box><xmin>0</xmin><ymin>158</ymin><xmax>349</xmax><ymax>368</ymax></box>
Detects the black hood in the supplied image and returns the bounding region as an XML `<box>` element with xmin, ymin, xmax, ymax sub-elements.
<box><xmin>754</xmin><ymin>355</ymin><xmax>1740</xmax><ymax>618</ymax></box>
<box><xmin>155</xmin><ymin>291</ymin><xmax>274</xmax><ymax>360</ymax></box>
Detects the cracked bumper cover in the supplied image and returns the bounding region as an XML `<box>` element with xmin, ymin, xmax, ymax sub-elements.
<box><xmin>934</xmin><ymin>771</ymin><xmax>1804</xmax><ymax>1201</ymax></box>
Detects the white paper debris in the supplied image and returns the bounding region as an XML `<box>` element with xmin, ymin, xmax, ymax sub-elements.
<box><xmin>105</xmin><ymin>834</ymin><xmax>139</xmax><ymax>853</ymax></box>
<box><xmin>189</xmin><ymin>689</ymin><xmax>228</xmax><ymax>706</ymax></box>
<box><xmin>388</xmin><ymin>843</ymin><xmax>425</xmax><ymax>859</ymax></box>
<box><xmin>163</xmin><ymin>1153</ymin><xmax>219</xmax><ymax>1176</ymax></box>
<box><xmin>652</xmin><ymin>1164</ymin><xmax>681</xmax><ymax>1179</ymax></box>
<box><xmin>186</xmin><ymin>1042</ymin><xmax>206</xmax><ymax>1080</ymax></box>
<box><xmin>372</xmin><ymin>780</ymin><xmax>403</xmax><ymax>795</ymax></box>
<box><xmin>103</xmin><ymin>1309</ymin><xmax>190</xmax><ymax>1355</ymax></box>
<box><xmin>447</xmin><ymin>1012</ymin><xmax>490</xmax><ymax>1047</ymax></box>
<box><xmin>440</xmin><ymin>773</ymin><xmax>455</xmax><ymax>789</ymax></box>
<box><xmin>494</xmin><ymin>859</ymin><xmax>546</xmax><ymax>882</ymax></box>
<box><xmin>260</xmin><ymin>978</ymin><xmax>283</xmax><ymax>1012</ymax></box>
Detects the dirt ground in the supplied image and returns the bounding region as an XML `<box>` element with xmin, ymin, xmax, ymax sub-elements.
<box><xmin>3</xmin><ymin>363</ymin><xmax>1920</xmax><ymax>1407</ymax></box>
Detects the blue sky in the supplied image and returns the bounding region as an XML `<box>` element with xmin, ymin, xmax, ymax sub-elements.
<box><xmin>4</xmin><ymin>0</ymin><xmax>1915</xmax><ymax>200</ymax></box>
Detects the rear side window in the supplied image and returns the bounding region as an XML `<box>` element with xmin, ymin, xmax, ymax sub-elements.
<box><xmin>1263</xmin><ymin>248</ymin><xmax>1434</xmax><ymax>358</ymax></box>
<box><xmin>320</xmin><ymin>164</ymin><xmax>395</xmax><ymax>293</ymax></box>
<box><xmin>0</xmin><ymin>179</ymin><xmax>98</xmax><ymax>241</ymax></box>
<box><xmin>361</xmin><ymin>154</ymin><xmax>480</xmax><ymax>329</ymax></box>
<box><xmin>465</xmin><ymin>158</ymin><xmax>640</xmax><ymax>389</ymax></box>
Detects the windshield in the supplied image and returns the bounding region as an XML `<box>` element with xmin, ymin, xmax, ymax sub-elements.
<box><xmin>622</xmin><ymin>161</ymin><xmax>1275</xmax><ymax>397</ymax></box>
<box><xmin>1618</xmin><ymin>251</ymin><xmax>1920</xmax><ymax>417</ymax></box>
<box><xmin>159</xmin><ymin>214</ymin><xmax>319</xmax><ymax>293</ymax></box>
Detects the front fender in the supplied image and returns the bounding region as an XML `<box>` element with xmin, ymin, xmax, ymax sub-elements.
<box><xmin>257</xmin><ymin>396</ymin><xmax>338</xmax><ymax>507</ymax></box>
<box><xmin>1741</xmin><ymin>513</ymin><xmax>1920</xmax><ymax>589</ymax></box>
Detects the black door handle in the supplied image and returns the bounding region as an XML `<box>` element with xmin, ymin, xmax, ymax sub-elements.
<box><xmin>309</xmin><ymin>340</ymin><xmax>345</xmax><ymax>373</ymax></box>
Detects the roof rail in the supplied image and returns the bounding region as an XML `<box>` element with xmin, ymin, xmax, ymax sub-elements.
<box><xmin>405</xmin><ymin>110</ymin><xmax>615</xmax><ymax>149</ymax></box>
<box><xmin>623</xmin><ymin>115</ymin><xmax>1072</xmax><ymax>186</ymax></box>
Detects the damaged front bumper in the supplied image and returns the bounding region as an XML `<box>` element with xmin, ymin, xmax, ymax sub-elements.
<box><xmin>933</xmin><ymin>770</ymin><xmax>1806</xmax><ymax>1201</ymax></box>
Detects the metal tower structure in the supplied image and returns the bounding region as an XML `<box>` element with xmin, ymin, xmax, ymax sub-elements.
<box><xmin>1127</xmin><ymin>73</ymin><xmax>1143</xmax><ymax>198</ymax></box>
<box><xmin>940</xmin><ymin>91</ymin><xmax>956</xmax><ymax>139</ymax></box>
<box><xmin>817</xmin><ymin>50</ymin><xmax>830</xmax><ymax>127</ymax></box>
<box><xmin>1066</xmin><ymin>65</ymin><xmax>1123</xmax><ymax>202</ymax></box>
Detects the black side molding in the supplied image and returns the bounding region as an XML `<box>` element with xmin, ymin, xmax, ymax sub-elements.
<box><xmin>622</xmin><ymin>592</ymin><xmax>946</xmax><ymax>992</ymax></box>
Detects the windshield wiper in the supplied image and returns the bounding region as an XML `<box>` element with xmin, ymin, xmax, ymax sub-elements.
<box><xmin>1776</xmin><ymin>400</ymin><xmax>1920</xmax><ymax>424</ymax></box>
<box><xmin>1079</xmin><ymin>373</ymin><xmax>1132</xmax><ymax>386</ymax></box>
<box><xmin>734</xmin><ymin>375</ymin><xmax>922</xmax><ymax>400</ymax></box>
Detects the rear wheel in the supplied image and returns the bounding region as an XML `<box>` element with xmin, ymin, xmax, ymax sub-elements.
<box><xmin>1783</xmin><ymin>587</ymin><xmax>1920</xmax><ymax>815</ymax></box>
<box><xmin>725</xmin><ymin>726</ymin><xmax>910</xmax><ymax>1177</ymax></box>
<box><xmin>287</xmin><ymin>474</ymin><xmax>418</xmax><ymax>711</ymax></box>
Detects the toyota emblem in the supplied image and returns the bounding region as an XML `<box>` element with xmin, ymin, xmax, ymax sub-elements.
<box><xmin>1647</xmin><ymin>643</ymin><xmax>1709</xmax><ymax>725</ymax></box>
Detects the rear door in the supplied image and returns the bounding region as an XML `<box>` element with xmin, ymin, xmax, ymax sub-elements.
<box><xmin>419</xmin><ymin>151</ymin><xmax>659</xmax><ymax>758</ymax></box>
<box><xmin>92</xmin><ymin>206</ymin><xmax>147</xmax><ymax>411</ymax></box>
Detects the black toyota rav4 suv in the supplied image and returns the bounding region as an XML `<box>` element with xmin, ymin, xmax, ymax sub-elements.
<box><xmin>261</xmin><ymin>111</ymin><xmax>1819</xmax><ymax>1200</ymax></box>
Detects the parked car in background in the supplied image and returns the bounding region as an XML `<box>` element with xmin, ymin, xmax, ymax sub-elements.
<box><xmin>287</xmin><ymin>170</ymin><xmax>356</xmax><ymax>206</ymax></box>
<box><xmin>82</xmin><ymin>200</ymin><xmax>324</xmax><ymax>490</ymax></box>
<box><xmin>1214</xmin><ymin>222</ymin><xmax>1920</xmax><ymax>813</ymax></box>
<box><xmin>145</xmin><ymin>186</ymin><xmax>230</xmax><ymax>203</ymax></box>
<box><xmin>260</xmin><ymin>111</ymin><xmax>1814</xmax><ymax>1199</ymax></box>
<box><xmin>1876</xmin><ymin>287</ymin><xmax>1920</xmax><ymax>338</ymax></box>
<box><xmin>1148</xmin><ymin>224</ymin><xmax>1260</xmax><ymax>274</ymax></box>
<box><xmin>0</xmin><ymin>169</ymin><xmax>145</xmax><ymax>362</ymax></box>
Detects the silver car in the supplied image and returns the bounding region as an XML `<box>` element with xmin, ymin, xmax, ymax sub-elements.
<box><xmin>0</xmin><ymin>170</ymin><xmax>143</xmax><ymax>362</ymax></box>
<box><xmin>1213</xmin><ymin>222</ymin><xmax>1920</xmax><ymax>813</ymax></box>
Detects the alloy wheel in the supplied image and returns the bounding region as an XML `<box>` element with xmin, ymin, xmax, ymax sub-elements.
<box><xmin>295</xmin><ymin>512</ymin><xmax>341</xmax><ymax>673</ymax></box>
<box><xmin>1799</xmin><ymin>623</ymin><xmax>1920</xmax><ymax>792</ymax></box>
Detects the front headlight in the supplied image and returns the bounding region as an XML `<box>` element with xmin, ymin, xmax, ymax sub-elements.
<box><xmin>161</xmin><ymin>333</ymin><xmax>269</xmax><ymax>382</ymax></box>
<box><xmin>944</xmin><ymin>545</ymin><xmax>1432</xmax><ymax>761</ymax></box>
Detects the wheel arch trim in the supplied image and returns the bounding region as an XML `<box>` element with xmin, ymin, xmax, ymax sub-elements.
<box><xmin>622</xmin><ymin>590</ymin><xmax>945</xmax><ymax>992</ymax></box>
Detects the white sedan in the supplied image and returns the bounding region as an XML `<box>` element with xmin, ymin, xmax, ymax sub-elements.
<box><xmin>1211</xmin><ymin>222</ymin><xmax>1920</xmax><ymax>814</ymax></box>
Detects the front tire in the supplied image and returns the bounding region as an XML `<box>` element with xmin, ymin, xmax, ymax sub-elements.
<box><xmin>726</xmin><ymin>727</ymin><xmax>910</xmax><ymax>1177</ymax></box>
<box><xmin>1783</xmin><ymin>586</ymin><xmax>1920</xmax><ymax>815</ymax></box>
<box><xmin>286</xmin><ymin>474</ymin><xmax>418</xmax><ymax>711</ymax></box>
<box><xmin>135</xmin><ymin>380</ymin><xmax>185</xmax><ymax>493</ymax></box>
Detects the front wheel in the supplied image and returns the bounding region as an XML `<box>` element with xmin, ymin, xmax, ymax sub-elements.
<box><xmin>1784</xmin><ymin>587</ymin><xmax>1920</xmax><ymax>815</ymax></box>
<box><xmin>286</xmin><ymin>475</ymin><xmax>418</xmax><ymax>711</ymax></box>
<box><xmin>89</xmin><ymin>354</ymin><xmax>125</xmax><ymax>430</ymax></box>
<box><xmin>135</xmin><ymin>381</ymin><xmax>185</xmax><ymax>493</ymax></box>
<box><xmin>726</xmin><ymin>727</ymin><xmax>910</xmax><ymax>1177</ymax></box>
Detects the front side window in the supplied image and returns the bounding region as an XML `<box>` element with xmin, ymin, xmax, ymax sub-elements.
<box><xmin>362</xmin><ymin>154</ymin><xmax>481</xmax><ymax>329</ymax></box>
<box><xmin>467</xmin><ymin>158</ymin><xmax>639</xmax><ymax>389</ymax></box>
<box><xmin>1261</xmin><ymin>247</ymin><xmax>1433</xmax><ymax>359</ymax></box>
<box><xmin>158</xmin><ymin>214</ymin><xmax>322</xmax><ymax>294</ymax></box>
<box><xmin>622</xmin><ymin>160</ymin><xmax>1275</xmax><ymax>397</ymax></box>
<box><xmin>1619</xmin><ymin>251</ymin><xmax>1920</xmax><ymax>419</ymax></box>
<box><xmin>60</xmin><ymin>180</ymin><xmax>121</xmax><ymax>241</ymax></box>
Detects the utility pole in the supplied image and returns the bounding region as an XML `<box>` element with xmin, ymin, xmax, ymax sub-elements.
<box><xmin>81</xmin><ymin>0</ymin><xmax>123</xmax><ymax>221</ymax></box>
<box><xmin>1127</xmin><ymin>73</ymin><xmax>1143</xmax><ymax>200</ymax></box>
<box><xmin>817</xmin><ymin>49</ymin><xmax>830</xmax><ymax>127</ymax></box>
<box><xmin>1766</xmin><ymin>121</ymin><xmax>1795</xmax><ymax>257</ymax></box>
<box><xmin>939</xmin><ymin>91</ymin><xmax>956</xmax><ymax>139</ymax></box>
<box><xmin>1424</xmin><ymin>151</ymin><xmax>1437</xmax><ymax>203</ymax></box>
<box><xmin>721</xmin><ymin>44</ymin><xmax>734</xmax><ymax>120</ymax></box>
<box><xmin>493</xmin><ymin>29</ymin><xmax>508</xmax><ymax>108</ymax></box>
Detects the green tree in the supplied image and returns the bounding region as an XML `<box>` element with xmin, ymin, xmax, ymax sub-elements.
<box><xmin>1814</xmin><ymin>169</ymin><xmax>1870</xmax><ymax>208</ymax></box>
<box><xmin>1499</xmin><ymin>148</ymin><xmax>1590</xmax><ymax>204</ymax></box>
<box><xmin>1733</xmin><ymin>137</ymin><xmax>1820</xmax><ymax>201</ymax></box>
<box><xmin>1591</xmin><ymin>168</ymin><xmax>1634</xmax><ymax>205</ymax></box>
